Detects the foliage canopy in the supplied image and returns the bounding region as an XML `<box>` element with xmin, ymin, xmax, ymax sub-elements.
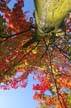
<box><xmin>0</xmin><ymin>0</ymin><xmax>71</xmax><ymax>108</ymax></box>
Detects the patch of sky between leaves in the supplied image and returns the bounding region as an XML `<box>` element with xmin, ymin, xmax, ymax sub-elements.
<box><xmin>7</xmin><ymin>0</ymin><xmax>16</xmax><ymax>9</ymax></box>
<box><xmin>7</xmin><ymin>0</ymin><xmax>34</xmax><ymax>19</ymax></box>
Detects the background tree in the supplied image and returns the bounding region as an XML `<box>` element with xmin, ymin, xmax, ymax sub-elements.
<box><xmin>0</xmin><ymin>0</ymin><xmax>71</xmax><ymax>108</ymax></box>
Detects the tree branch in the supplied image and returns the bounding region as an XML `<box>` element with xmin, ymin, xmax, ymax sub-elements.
<box><xmin>0</xmin><ymin>28</ymin><xmax>31</xmax><ymax>38</ymax></box>
<box><xmin>3</xmin><ymin>41</ymin><xmax>40</xmax><ymax>81</ymax></box>
<box><xmin>43</xmin><ymin>38</ymin><xmax>66</xmax><ymax>107</ymax></box>
<box><xmin>55</xmin><ymin>44</ymin><xmax>71</xmax><ymax>61</ymax></box>
<box><xmin>22</xmin><ymin>36</ymin><xmax>38</xmax><ymax>48</ymax></box>
<box><xmin>48</xmin><ymin>51</ymin><xmax>64</xmax><ymax>108</ymax></box>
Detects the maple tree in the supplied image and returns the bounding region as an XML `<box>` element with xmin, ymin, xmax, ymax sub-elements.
<box><xmin>0</xmin><ymin>0</ymin><xmax>71</xmax><ymax>108</ymax></box>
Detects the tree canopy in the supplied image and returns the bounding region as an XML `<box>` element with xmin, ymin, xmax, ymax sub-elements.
<box><xmin>0</xmin><ymin>0</ymin><xmax>71</xmax><ymax>108</ymax></box>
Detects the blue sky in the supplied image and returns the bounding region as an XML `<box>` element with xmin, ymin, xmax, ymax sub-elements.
<box><xmin>0</xmin><ymin>0</ymin><xmax>38</xmax><ymax>108</ymax></box>
<box><xmin>7</xmin><ymin>0</ymin><xmax>34</xmax><ymax>13</ymax></box>
<box><xmin>0</xmin><ymin>75</ymin><xmax>38</xmax><ymax>108</ymax></box>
